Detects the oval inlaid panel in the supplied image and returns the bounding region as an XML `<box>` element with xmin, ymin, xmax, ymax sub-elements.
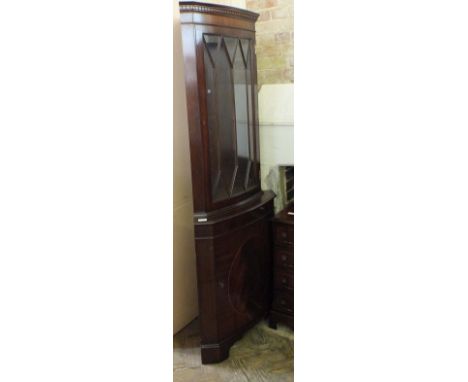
<box><xmin>227</xmin><ymin>235</ymin><xmax>268</xmax><ymax>318</ymax></box>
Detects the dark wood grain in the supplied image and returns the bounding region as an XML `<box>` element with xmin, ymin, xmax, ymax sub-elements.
<box><xmin>269</xmin><ymin>203</ymin><xmax>294</xmax><ymax>330</ymax></box>
<box><xmin>178</xmin><ymin>1</ymin><xmax>275</xmax><ymax>364</ymax></box>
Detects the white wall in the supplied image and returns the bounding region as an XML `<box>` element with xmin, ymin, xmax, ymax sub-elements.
<box><xmin>173</xmin><ymin>0</ymin><xmax>198</xmax><ymax>334</ymax></box>
<box><xmin>258</xmin><ymin>84</ymin><xmax>294</xmax><ymax>211</ymax></box>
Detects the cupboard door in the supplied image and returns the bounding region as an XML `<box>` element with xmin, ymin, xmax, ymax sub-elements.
<box><xmin>203</xmin><ymin>34</ymin><xmax>259</xmax><ymax>204</ymax></box>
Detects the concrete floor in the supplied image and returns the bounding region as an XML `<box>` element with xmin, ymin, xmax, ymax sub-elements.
<box><xmin>173</xmin><ymin>318</ymin><xmax>294</xmax><ymax>382</ymax></box>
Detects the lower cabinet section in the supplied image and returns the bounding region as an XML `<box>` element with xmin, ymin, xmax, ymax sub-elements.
<box><xmin>194</xmin><ymin>191</ymin><xmax>275</xmax><ymax>364</ymax></box>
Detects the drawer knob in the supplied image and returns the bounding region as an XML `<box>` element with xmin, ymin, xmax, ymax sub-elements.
<box><xmin>280</xmin><ymin>299</ymin><xmax>286</xmax><ymax>305</ymax></box>
<box><xmin>281</xmin><ymin>255</ymin><xmax>287</xmax><ymax>261</ymax></box>
<box><xmin>281</xmin><ymin>232</ymin><xmax>287</xmax><ymax>238</ymax></box>
<box><xmin>282</xmin><ymin>277</ymin><xmax>287</xmax><ymax>284</ymax></box>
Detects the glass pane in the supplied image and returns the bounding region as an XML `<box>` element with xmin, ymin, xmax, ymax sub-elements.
<box><xmin>204</xmin><ymin>35</ymin><xmax>237</xmax><ymax>202</ymax></box>
<box><xmin>203</xmin><ymin>35</ymin><xmax>259</xmax><ymax>203</ymax></box>
<box><xmin>241</xmin><ymin>38</ymin><xmax>257</xmax><ymax>190</ymax></box>
<box><xmin>232</xmin><ymin>38</ymin><xmax>250</xmax><ymax>195</ymax></box>
<box><xmin>224</xmin><ymin>37</ymin><xmax>237</xmax><ymax>64</ymax></box>
<box><xmin>203</xmin><ymin>35</ymin><xmax>226</xmax><ymax>201</ymax></box>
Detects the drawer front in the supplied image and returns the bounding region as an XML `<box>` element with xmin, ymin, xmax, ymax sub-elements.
<box><xmin>274</xmin><ymin>247</ymin><xmax>293</xmax><ymax>269</ymax></box>
<box><xmin>274</xmin><ymin>270</ymin><xmax>294</xmax><ymax>291</ymax></box>
<box><xmin>273</xmin><ymin>224</ymin><xmax>293</xmax><ymax>245</ymax></box>
<box><xmin>272</xmin><ymin>290</ymin><xmax>294</xmax><ymax>313</ymax></box>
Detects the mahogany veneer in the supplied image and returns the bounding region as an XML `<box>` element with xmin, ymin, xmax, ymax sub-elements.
<box><xmin>179</xmin><ymin>2</ymin><xmax>275</xmax><ymax>364</ymax></box>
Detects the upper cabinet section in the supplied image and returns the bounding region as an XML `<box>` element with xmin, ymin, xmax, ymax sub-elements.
<box><xmin>179</xmin><ymin>2</ymin><xmax>261</xmax><ymax>213</ymax></box>
<box><xmin>204</xmin><ymin>34</ymin><xmax>258</xmax><ymax>203</ymax></box>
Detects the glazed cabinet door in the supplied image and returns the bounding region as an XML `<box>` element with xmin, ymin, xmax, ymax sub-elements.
<box><xmin>201</xmin><ymin>32</ymin><xmax>260</xmax><ymax>207</ymax></box>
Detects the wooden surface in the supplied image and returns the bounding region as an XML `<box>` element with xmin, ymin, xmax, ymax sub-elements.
<box><xmin>173</xmin><ymin>0</ymin><xmax>198</xmax><ymax>334</ymax></box>
<box><xmin>269</xmin><ymin>203</ymin><xmax>294</xmax><ymax>330</ymax></box>
<box><xmin>179</xmin><ymin>1</ymin><xmax>260</xmax><ymax>213</ymax></box>
<box><xmin>179</xmin><ymin>1</ymin><xmax>275</xmax><ymax>364</ymax></box>
<box><xmin>194</xmin><ymin>195</ymin><xmax>274</xmax><ymax>363</ymax></box>
<box><xmin>174</xmin><ymin>318</ymin><xmax>293</xmax><ymax>382</ymax></box>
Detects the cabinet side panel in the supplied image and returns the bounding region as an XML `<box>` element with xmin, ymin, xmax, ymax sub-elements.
<box><xmin>180</xmin><ymin>23</ymin><xmax>207</xmax><ymax>212</ymax></box>
<box><xmin>173</xmin><ymin>2</ymin><xmax>198</xmax><ymax>334</ymax></box>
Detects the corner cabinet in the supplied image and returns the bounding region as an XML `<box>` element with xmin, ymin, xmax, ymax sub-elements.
<box><xmin>179</xmin><ymin>1</ymin><xmax>275</xmax><ymax>364</ymax></box>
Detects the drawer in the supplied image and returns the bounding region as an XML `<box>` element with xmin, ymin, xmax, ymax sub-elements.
<box><xmin>273</xmin><ymin>224</ymin><xmax>293</xmax><ymax>245</ymax></box>
<box><xmin>274</xmin><ymin>247</ymin><xmax>293</xmax><ymax>269</ymax></box>
<box><xmin>272</xmin><ymin>290</ymin><xmax>294</xmax><ymax>313</ymax></box>
<box><xmin>274</xmin><ymin>270</ymin><xmax>294</xmax><ymax>290</ymax></box>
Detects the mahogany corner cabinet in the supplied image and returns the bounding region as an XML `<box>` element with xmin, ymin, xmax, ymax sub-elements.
<box><xmin>178</xmin><ymin>1</ymin><xmax>275</xmax><ymax>364</ymax></box>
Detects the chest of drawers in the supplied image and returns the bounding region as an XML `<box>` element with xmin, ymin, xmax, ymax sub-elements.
<box><xmin>269</xmin><ymin>203</ymin><xmax>294</xmax><ymax>330</ymax></box>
